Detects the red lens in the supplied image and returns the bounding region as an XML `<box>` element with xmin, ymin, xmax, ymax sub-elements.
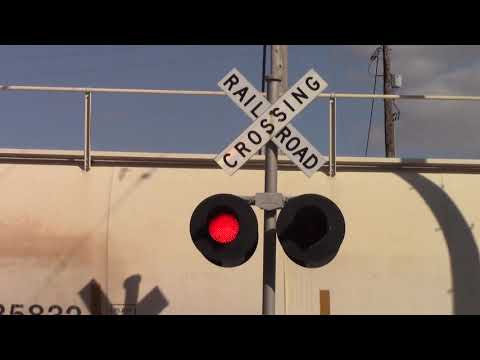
<box><xmin>208</xmin><ymin>213</ymin><xmax>240</xmax><ymax>244</ymax></box>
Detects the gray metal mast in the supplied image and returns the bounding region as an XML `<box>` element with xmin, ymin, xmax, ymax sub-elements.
<box><xmin>262</xmin><ymin>45</ymin><xmax>288</xmax><ymax>315</ymax></box>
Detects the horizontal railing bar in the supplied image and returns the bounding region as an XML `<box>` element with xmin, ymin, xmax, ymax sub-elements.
<box><xmin>2</xmin><ymin>84</ymin><xmax>480</xmax><ymax>101</ymax></box>
<box><xmin>317</xmin><ymin>93</ymin><xmax>480</xmax><ymax>101</ymax></box>
<box><xmin>0</xmin><ymin>85</ymin><xmax>228</xmax><ymax>96</ymax></box>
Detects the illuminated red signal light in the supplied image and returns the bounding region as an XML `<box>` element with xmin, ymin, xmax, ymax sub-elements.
<box><xmin>190</xmin><ymin>194</ymin><xmax>258</xmax><ymax>267</ymax></box>
<box><xmin>208</xmin><ymin>213</ymin><xmax>240</xmax><ymax>244</ymax></box>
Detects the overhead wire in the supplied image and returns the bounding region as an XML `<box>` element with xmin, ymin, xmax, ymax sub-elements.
<box><xmin>259</xmin><ymin>45</ymin><xmax>268</xmax><ymax>155</ymax></box>
<box><xmin>261</xmin><ymin>45</ymin><xmax>267</xmax><ymax>93</ymax></box>
<box><xmin>365</xmin><ymin>46</ymin><xmax>382</xmax><ymax>156</ymax></box>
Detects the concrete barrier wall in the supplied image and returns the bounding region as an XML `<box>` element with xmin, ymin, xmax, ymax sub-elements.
<box><xmin>0</xmin><ymin>156</ymin><xmax>479</xmax><ymax>315</ymax></box>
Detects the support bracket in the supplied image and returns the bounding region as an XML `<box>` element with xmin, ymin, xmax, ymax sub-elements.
<box><xmin>241</xmin><ymin>193</ymin><xmax>286</xmax><ymax>211</ymax></box>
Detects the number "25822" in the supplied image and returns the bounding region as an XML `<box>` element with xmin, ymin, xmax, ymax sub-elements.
<box><xmin>0</xmin><ymin>304</ymin><xmax>82</xmax><ymax>315</ymax></box>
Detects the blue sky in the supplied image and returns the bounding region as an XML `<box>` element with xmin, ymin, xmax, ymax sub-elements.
<box><xmin>1</xmin><ymin>45</ymin><xmax>479</xmax><ymax>159</ymax></box>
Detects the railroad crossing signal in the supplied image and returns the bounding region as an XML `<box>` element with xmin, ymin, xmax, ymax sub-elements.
<box><xmin>215</xmin><ymin>68</ymin><xmax>328</xmax><ymax>176</ymax></box>
<box><xmin>190</xmin><ymin>68</ymin><xmax>345</xmax><ymax>270</ymax></box>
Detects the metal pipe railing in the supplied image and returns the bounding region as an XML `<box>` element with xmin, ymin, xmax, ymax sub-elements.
<box><xmin>0</xmin><ymin>85</ymin><xmax>227</xmax><ymax>96</ymax></box>
<box><xmin>4</xmin><ymin>84</ymin><xmax>480</xmax><ymax>101</ymax></box>
<box><xmin>3</xmin><ymin>84</ymin><xmax>480</xmax><ymax>173</ymax></box>
<box><xmin>0</xmin><ymin>85</ymin><xmax>480</xmax><ymax>101</ymax></box>
<box><xmin>319</xmin><ymin>93</ymin><xmax>480</xmax><ymax>101</ymax></box>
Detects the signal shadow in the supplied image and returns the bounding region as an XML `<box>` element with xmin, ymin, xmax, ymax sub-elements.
<box><xmin>78</xmin><ymin>274</ymin><xmax>169</xmax><ymax>315</ymax></box>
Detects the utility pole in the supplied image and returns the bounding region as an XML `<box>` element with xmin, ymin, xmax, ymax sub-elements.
<box><xmin>262</xmin><ymin>45</ymin><xmax>287</xmax><ymax>315</ymax></box>
<box><xmin>383</xmin><ymin>45</ymin><xmax>396</xmax><ymax>157</ymax></box>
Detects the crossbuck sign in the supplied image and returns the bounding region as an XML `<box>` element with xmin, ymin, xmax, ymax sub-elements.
<box><xmin>215</xmin><ymin>68</ymin><xmax>328</xmax><ymax>177</ymax></box>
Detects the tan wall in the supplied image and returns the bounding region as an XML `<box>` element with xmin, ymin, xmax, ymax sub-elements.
<box><xmin>0</xmin><ymin>157</ymin><xmax>479</xmax><ymax>315</ymax></box>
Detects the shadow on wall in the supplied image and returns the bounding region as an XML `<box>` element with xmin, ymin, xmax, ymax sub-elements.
<box><xmin>78</xmin><ymin>274</ymin><xmax>169</xmax><ymax>315</ymax></box>
<box><xmin>397</xmin><ymin>173</ymin><xmax>480</xmax><ymax>315</ymax></box>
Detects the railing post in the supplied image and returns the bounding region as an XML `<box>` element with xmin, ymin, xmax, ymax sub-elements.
<box><xmin>329</xmin><ymin>95</ymin><xmax>336</xmax><ymax>177</ymax></box>
<box><xmin>84</xmin><ymin>92</ymin><xmax>92</xmax><ymax>172</ymax></box>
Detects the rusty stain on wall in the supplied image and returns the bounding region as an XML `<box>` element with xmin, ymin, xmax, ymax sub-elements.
<box><xmin>0</xmin><ymin>217</ymin><xmax>95</xmax><ymax>264</ymax></box>
<box><xmin>319</xmin><ymin>289</ymin><xmax>331</xmax><ymax>315</ymax></box>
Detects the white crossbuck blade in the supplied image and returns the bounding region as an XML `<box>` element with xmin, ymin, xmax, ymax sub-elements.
<box><xmin>215</xmin><ymin>68</ymin><xmax>328</xmax><ymax>176</ymax></box>
<box><xmin>217</xmin><ymin>68</ymin><xmax>328</xmax><ymax>177</ymax></box>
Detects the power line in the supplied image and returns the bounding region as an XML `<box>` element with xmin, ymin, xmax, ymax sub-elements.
<box><xmin>365</xmin><ymin>47</ymin><xmax>381</xmax><ymax>156</ymax></box>
<box><xmin>258</xmin><ymin>45</ymin><xmax>268</xmax><ymax>156</ymax></box>
<box><xmin>261</xmin><ymin>45</ymin><xmax>267</xmax><ymax>92</ymax></box>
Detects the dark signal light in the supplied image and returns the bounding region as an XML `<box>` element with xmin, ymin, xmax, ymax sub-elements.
<box><xmin>190</xmin><ymin>194</ymin><xmax>258</xmax><ymax>267</ymax></box>
<box><xmin>277</xmin><ymin>194</ymin><xmax>345</xmax><ymax>268</ymax></box>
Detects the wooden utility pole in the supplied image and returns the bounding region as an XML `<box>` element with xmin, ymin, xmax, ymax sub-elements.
<box><xmin>383</xmin><ymin>45</ymin><xmax>396</xmax><ymax>157</ymax></box>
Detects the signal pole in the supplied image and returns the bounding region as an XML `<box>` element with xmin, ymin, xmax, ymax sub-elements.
<box><xmin>383</xmin><ymin>45</ymin><xmax>396</xmax><ymax>157</ymax></box>
<box><xmin>262</xmin><ymin>45</ymin><xmax>287</xmax><ymax>315</ymax></box>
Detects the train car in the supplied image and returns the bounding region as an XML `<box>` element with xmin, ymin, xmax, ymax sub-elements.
<box><xmin>1</xmin><ymin>149</ymin><xmax>478</xmax><ymax>315</ymax></box>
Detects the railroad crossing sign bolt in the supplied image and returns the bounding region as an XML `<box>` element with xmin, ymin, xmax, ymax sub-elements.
<box><xmin>265</xmin><ymin>75</ymin><xmax>282</xmax><ymax>82</ymax></box>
